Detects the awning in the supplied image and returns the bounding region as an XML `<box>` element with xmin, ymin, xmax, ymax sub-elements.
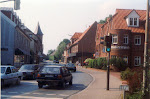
<box><xmin>15</xmin><ymin>48</ymin><xmax>30</xmax><ymax>56</ymax></box>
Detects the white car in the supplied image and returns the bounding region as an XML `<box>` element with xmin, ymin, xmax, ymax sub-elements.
<box><xmin>1</xmin><ymin>65</ymin><xmax>23</xmax><ymax>88</ymax></box>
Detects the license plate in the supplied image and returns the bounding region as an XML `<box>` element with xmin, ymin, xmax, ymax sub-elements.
<box><xmin>45</xmin><ymin>75</ymin><xmax>53</xmax><ymax>77</ymax></box>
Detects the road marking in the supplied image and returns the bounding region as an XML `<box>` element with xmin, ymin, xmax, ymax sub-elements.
<box><xmin>11</xmin><ymin>95</ymin><xmax>63</xmax><ymax>99</ymax></box>
<box><xmin>32</xmin><ymin>92</ymin><xmax>42</xmax><ymax>95</ymax></box>
<box><xmin>46</xmin><ymin>94</ymin><xmax>57</xmax><ymax>95</ymax></box>
<box><xmin>59</xmin><ymin>94</ymin><xmax>69</xmax><ymax>96</ymax></box>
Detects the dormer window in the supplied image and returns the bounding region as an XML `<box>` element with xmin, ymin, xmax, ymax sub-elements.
<box><xmin>129</xmin><ymin>18</ymin><xmax>138</xmax><ymax>26</ymax></box>
<box><xmin>126</xmin><ymin>10</ymin><xmax>140</xmax><ymax>27</ymax></box>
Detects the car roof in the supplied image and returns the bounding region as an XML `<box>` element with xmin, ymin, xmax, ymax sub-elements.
<box><xmin>1</xmin><ymin>65</ymin><xmax>14</xmax><ymax>68</ymax></box>
<box><xmin>22</xmin><ymin>64</ymin><xmax>38</xmax><ymax>66</ymax></box>
<box><xmin>44</xmin><ymin>65</ymin><xmax>64</xmax><ymax>68</ymax></box>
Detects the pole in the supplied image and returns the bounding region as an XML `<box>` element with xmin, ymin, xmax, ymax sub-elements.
<box><xmin>143</xmin><ymin>0</ymin><xmax>149</xmax><ymax>98</ymax></box>
<box><xmin>107</xmin><ymin>52</ymin><xmax>110</xmax><ymax>90</ymax></box>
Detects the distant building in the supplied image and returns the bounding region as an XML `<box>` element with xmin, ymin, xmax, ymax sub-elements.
<box><xmin>34</xmin><ymin>22</ymin><xmax>44</xmax><ymax>63</ymax></box>
<box><xmin>95</xmin><ymin>9</ymin><xmax>150</xmax><ymax>67</ymax></box>
<box><xmin>66</xmin><ymin>22</ymin><xmax>97</xmax><ymax>65</ymax></box>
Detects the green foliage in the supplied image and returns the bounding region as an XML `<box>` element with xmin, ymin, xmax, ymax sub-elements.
<box><xmin>85</xmin><ymin>58</ymin><xmax>92</xmax><ymax>63</ymax></box>
<box><xmin>99</xmin><ymin>14</ymin><xmax>112</xmax><ymax>24</ymax></box>
<box><xmin>47</xmin><ymin>49</ymin><xmax>55</xmax><ymax>55</ymax></box>
<box><xmin>121</xmin><ymin>68</ymin><xmax>133</xmax><ymax>80</ymax></box>
<box><xmin>50</xmin><ymin>39</ymin><xmax>70</xmax><ymax>60</ymax></box>
<box><xmin>88</xmin><ymin>57</ymin><xmax>107</xmax><ymax>69</ymax></box>
<box><xmin>126</xmin><ymin>91</ymin><xmax>143</xmax><ymax>99</ymax></box>
<box><xmin>110</xmin><ymin>57</ymin><xmax>128</xmax><ymax>71</ymax></box>
<box><xmin>49</xmin><ymin>55</ymin><xmax>54</xmax><ymax>61</ymax></box>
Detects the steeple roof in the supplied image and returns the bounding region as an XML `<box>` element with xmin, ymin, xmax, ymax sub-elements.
<box><xmin>34</xmin><ymin>22</ymin><xmax>43</xmax><ymax>35</ymax></box>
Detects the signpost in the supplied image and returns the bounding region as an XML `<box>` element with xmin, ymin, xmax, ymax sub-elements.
<box><xmin>119</xmin><ymin>85</ymin><xmax>129</xmax><ymax>99</ymax></box>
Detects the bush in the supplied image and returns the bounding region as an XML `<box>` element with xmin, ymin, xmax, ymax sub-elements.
<box><xmin>126</xmin><ymin>91</ymin><xmax>143</xmax><ymax>99</ymax></box>
<box><xmin>110</xmin><ymin>57</ymin><xmax>128</xmax><ymax>71</ymax></box>
<box><xmin>121</xmin><ymin>68</ymin><xmax>133</xmax><ymax>80</ymax></box>
<box><xmin>97</xmin><ymin>57</ymin><xmax>107</xmax><ymax>69</ymax></box>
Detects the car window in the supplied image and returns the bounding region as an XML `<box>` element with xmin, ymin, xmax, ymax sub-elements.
<box><xmin>40</xmin><ymin>67</ymin><xmax>60</xmax><ymax>74</ymax></box>
<box><xmin>62</xmin><ymin>67</ymin><xmax>69</xmax><ymax>74</ymax></box>
<box><xmin>19</xmin><ymin>65</ymin><xmax>34</xmax><ymax>70</ymax></box>
<box><xmin>67</xmin><ymin>63</ymin><xmax>75</xmax><ymax>67</ymax></box>
<box><xmin>11</xmin><ymin>67</ymin><xmax>16</xmax><ymax>73</ymax></box>
<box><xmin>6</xmin><ymin>67</ymin><xmax>11</xmax><ymax>73</ymax></box>
<box><xmin>1</xmin><ymin>67</ymin><xmax>6</xmax><ymax>73</ymax></box>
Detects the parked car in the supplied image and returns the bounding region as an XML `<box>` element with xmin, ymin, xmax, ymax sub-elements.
<box><xmin>19</xmin><ymin>64</ymin><xmax>39</xmax><ymax>80</ymax></box>
<box><xmin>36</xmin><ymin>65</ymin><xmax>72</xmax><ymax>88</ymax></box>
<box><xmin>66</xmin><ymin>63</ymin><xmax>76</xmax><ymax>72</ymax></box>
<box><xmin>1</xmin><ymin>65</ymin><xmax>23</xmax><ymax>88</ymax></box>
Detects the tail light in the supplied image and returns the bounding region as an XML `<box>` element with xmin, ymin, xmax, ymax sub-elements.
<box><xmin>58</xmin><ymin>75</ymin><xmax>62</xmax><ymax>79</ymax></box>
<box><xmin>37</xmin><ymin>74</ymin><xmax>41</xmax><ymax>77</ymax></box>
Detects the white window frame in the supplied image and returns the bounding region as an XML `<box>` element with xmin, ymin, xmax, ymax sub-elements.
<box><xmin>111</xmin><ymin>55</ymin><xmax>117</xmax><ymax>59</ymax></box>
<box><xmin>129</xmin><ymin>18</ymin><xmax>138</xmax><ymax>26</ymax></box>
<box><xmin>134</xmin><ymin>35</ymin><xmax>141</xmax><ymax>45</ymax></box>
<box><xmin>123</xmin><ymin>34</ymin><xmax>128</xmax><ymax>44</ymax></box>
<box><xmin>134</xmin><ymin>56</ymin><xmax>141</xmax><ymax>66</ymax></box>
<box><xmin>112</xmin><ymin>34</ymin><xmax>118</xmax><ymax>44</ymax></box>
<box><xmin>123</xmin><ymin>56</ymin><xmax>128</xmax><ymax>64</ymax></box>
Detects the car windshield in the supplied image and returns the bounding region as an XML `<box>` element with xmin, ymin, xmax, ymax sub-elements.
<box><xmin>40</xmin><ymin>67</ymin><xmax>60</xmax><ymax>74</ymax></box>
<box><xmin>67</xmin><ymin>63</ymin><xmax>75</xmax><ymax>67</ymax></box>
<box><xmin>1</xmin><ymin>67</ymin><xmax>6</xmax><ymax>73</ymax></box>
<box><xmin>19</xmin><ymin>65</ymin><xmax>34</xmax><ymax>70</ymax></box>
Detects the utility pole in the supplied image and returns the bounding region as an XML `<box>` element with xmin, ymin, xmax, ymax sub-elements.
<box><xmin>143</xmin><ymin>0</ymin><xmax>149</xmax><ymax>98</ymax></box>
<box><xmin>107</xmin><ymin>52</ymin><xmax>110</xmax><ymax>90</ymax></box>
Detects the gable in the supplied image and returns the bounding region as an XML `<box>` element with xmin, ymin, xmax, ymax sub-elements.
<box><xmin>126</xmin><ymin>10</ymin><xmax>140</xmax><ymax>19</ymax></box>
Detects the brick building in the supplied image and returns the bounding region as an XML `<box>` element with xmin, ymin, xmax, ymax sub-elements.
<box><xmin>66</xmin><ymin>21</ymin><xmax>97</xmax><ymax>65</ymax></box>
<box><xmin>95</xmin><ymin>9</ymin><xmax>150</xmax><ymax>67</ymax></box>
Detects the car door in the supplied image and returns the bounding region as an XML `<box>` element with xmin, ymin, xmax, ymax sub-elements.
<box><xmin>5</xmin><ymin>67</ymin><xmax>13</xmax><ymax>84</ymax></box>
<box><xmin>11</xmin><ymin>67</ymin><xmax>18</xmax><ymax>83</ymax></box>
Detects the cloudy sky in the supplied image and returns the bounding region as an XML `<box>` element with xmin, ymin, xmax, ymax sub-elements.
<box><xmin>0</xmin><ymin>0</ymin><xmax>147</xmax><ymax>54</ymax></box>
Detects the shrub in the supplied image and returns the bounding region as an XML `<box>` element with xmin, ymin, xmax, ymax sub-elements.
<box><xmin>110</xmin><ymin>57</ymin><xmax>128</xmax><ymax>71</ymax></box>
<box><xmin>126</xmin><ymin>91</ymin><xmax>143</xmax><ymax>99</ymax></box>
<box><xmin>121</xmin><ymin>68</ymin><xmax>133</xmax><ymax>80</ymax></box>
<box><xmin>97</xmin><ymin>57</ymin><xmax>107</xmax><ymax>69</ymax></box>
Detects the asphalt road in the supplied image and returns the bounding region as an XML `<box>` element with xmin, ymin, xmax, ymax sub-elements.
<box><xmin>1</xmin><ymin>68</ymin><xmax>93</xmax><ymax>99</ymax></box>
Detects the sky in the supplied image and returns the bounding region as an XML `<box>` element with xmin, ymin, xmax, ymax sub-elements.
<box><xmin>0</xmin><ymin>0</ymin><xmax>147</xmax><ymax>54</ymax></box>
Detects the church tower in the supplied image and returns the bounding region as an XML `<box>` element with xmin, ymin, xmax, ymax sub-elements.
<box><xmin>34</xmin><ymin>22</ymin><xmax>43</xmax><ymax>42</ymax></box>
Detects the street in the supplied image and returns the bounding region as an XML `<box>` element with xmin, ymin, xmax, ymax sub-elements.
<box><xmin>1</xmin><ymin>68</ymin><xmax>93</xmax><ymax>99</ymax></box>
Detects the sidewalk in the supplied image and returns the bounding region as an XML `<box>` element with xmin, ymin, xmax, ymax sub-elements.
<box><xmin>68</xmin><ymin>66</ymin><xmax>123</xmax><ymax>99</ymax></box>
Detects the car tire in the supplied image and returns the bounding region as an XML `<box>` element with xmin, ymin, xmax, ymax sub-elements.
<box><xmin>61</xmin><ymin>81</ymin><xmax>65</xmax><ymax>88</ymax></box>
<box><xmin>38</xmin><ymin>83</ymin><xmax>43</xmax><ymax>88</ymax></box>
<box><xmin>16</xmin><ymin>77</ymin><xmax>21</xmax><ymax>85</ymax></box>
<box><xmin>1</xmin><ymin>80</ymin><xmax>4</xmax><ymax>89</ymax></box>
<box><xmin>74</xmin><ymin>70</ymin><xmax>76</xmax><ymax>72</ymax></box>
<box><xmin>69</xmin><ymin>80</ymin><xmax>72</xmax><ymax>85</ymax></box>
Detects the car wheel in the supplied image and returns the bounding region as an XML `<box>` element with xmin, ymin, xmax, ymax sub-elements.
<box><xmin>1</xmin><ymin>80</ymin><xmax>4</xmax><ymax>89</ymax></box>
<box><xmin>61</xmin><ymin>81</ymin><xmax>65</xmax><ymax>88</ymax></box>
<box><xmin>38</xmin><ymin>83</ymin><xmax>43</xmax><ymax>88</ymax></box>
<box><xmin>69</xmin><ymin>80</ymin><xmax>72</xmax><ymax>85</ymax></box>
<box><xmin>16</xmin><ymin>77</ymin><xmax>21</xmax><ymax>85</ymax></box>
<box><xmin>74</xmin><ymin>70</ymin><xmax>76</xmax><ymax>72</ymax></box>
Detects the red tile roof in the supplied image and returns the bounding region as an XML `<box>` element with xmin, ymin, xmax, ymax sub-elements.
<box><xmin>71</xmin><ymin>32</ymin><xmax>82</xmax><ymax>39</ymax></box>
<box><xmin>102</xmin><ymin>9</ymin><xmax>148</xmax><ymax>34</ymax></box>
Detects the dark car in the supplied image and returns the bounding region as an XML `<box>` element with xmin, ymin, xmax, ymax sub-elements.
<box><xmin>36</xmin><ymin>65</ymin><xmax>72</xmax><ymax>88</ymax></box>
<box><xmin>19</xmin><ymin>64</ymin><xmax>39</xmax><ymax>80</ymax></box>
<box><xmin>66</xmin><ymin>63</ymin><xmax>76</xmax><ymax>72</ymax></box>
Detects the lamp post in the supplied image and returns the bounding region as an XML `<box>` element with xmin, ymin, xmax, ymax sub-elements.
<box><xmin>143</xmin><ymin>0</ymin><xmax>149</xmax><ymax>98</ymax></box>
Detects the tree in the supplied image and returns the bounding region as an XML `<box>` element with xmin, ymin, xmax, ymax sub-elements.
<box><xmin>99</xmin><ymin>14</ymin><xmax>112</xmax><ymax>24</ymax></box>
<box><xmin>47</xmin><ymin>49</ymin><xmax>55</xmax><ymax>55</ymax></box>
<box><xmin>54</xmin><ymin>39</ymin><xmax>70</xmax><ymax>60</ymax></box>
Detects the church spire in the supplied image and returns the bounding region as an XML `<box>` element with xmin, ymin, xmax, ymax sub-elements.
<box><xmin>34</xmin><ymin>22</ymin><xmax>43</xmax><ymax>35</ymax></box>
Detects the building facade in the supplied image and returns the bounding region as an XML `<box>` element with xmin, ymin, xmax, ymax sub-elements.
<box><xmin>95</xmin><ymin>9</ymin><xmax>149</xmax><ymax>67</ymax></box>
<box><xmin>66</xmin><ymin>22</ymin><xmax>97</xmax><ymax>65</ymax></box>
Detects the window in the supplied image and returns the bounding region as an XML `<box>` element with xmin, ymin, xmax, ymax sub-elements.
<box><xmin>130</xmin><ymin>18</ymin><xmax>133</xmax><ymax>25</ymax></box>
<box><xmin>129</xmin><ymin>18</ymin><xmax>138</xmax><ymax>26</ymax></box>
<box><xmin>123</xmin><ymin>56</ymin><xmax>128</xmax><ymax>64</ymax></box>
<box><xmin>134</xmin><ymin>56</ymin><xmax>141</xmax><ymax>66</ymax></box>
<box><xmin>111</xmin><ymin>55</ymin><xmax>117</xmax><ymax>58</ymax></box>
<box><xmin>134</xmin><ymin>18</ymin><xmax>137</xmax><ymax>25</ymax></box>
<box><xmin>124</xmin><ymin>35</ymin><xmax>128</xmax><ymax>44</ymax></box>
<box><xmin>134</xmin><ymin>35</ymin><xmax>141</xmax><ymax>45</ymax></box>
<box><xmin>112</xmin><ymin>34</ymin><xmax>118</xmax><ymax>44</ymax></box>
